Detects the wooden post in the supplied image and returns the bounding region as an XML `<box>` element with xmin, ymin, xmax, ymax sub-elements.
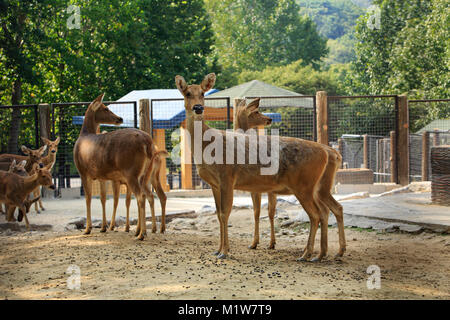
<box><xmin>422</xmin><ymin>131</ymin><xmax>430</xmax><ymax>181</ymax></box>
<box><xmin>338</xmin><ymin>138</ymin><xmax>344</xmax><ymax>168</ymax></box>
<box><xmin>390</xmin><ymin>130</ymin><xmax>397</xmax><ymax>183</ymax></box>
<box><xmin>180</xmin><ymin>121</ymin><xmax>193</xmax><ymax>189</ymax></box>
<box><xmin>316</xmin><ymin>91</ymin><xmax>328</xmax><ymax>146</ymax></box>
<box><xmin>153</xmin><ymin>129</ymin><xmax>170</xmax><ymax>191</ymax></box>
<box><xmin>38</xmin><ymin>103</ymin><xmax>51</xmax><ymax>140</ymax></box>
<box><xmin>433</xmin><ymin>129</ymin><xmax>440</xmax><ymax>146</ymax></box>
<box><xmin>139</xmin><ymin>99</ymin><xmax>151</xmax><ymax>134</ymax></box>
<box><xmin>363</xmin><ymin>134</ymin><xmax>369</xmax><ymax>169</ymax></box>
<box><xmin>397</xmin><ymin>95</ymin><xmax>409</xmax><ymax>185</ymax></box>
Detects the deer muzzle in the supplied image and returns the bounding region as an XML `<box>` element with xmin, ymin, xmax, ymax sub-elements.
<box><xmin>193</xmin><ymin>105</ymin><xmax>204</xmax><ymax>115</ymax></box>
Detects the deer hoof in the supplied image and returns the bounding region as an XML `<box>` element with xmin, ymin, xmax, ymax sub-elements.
<box><xmin>41</xmin><ymin>207</ymin><xmax>46</xmax><ymax>211</ymax></box>
<box><xmin>296</xmin><ymin>256</ymin><xmax>308</xmax><ymax>262</ymax></box>
<box><xmin>100</xmin><ymin>227</ymin><xmax>107</xmax><ymax>233</ymax></box>
<box><xmin>212</xmin><ymin>251</ymin><xmax>220</xmax><ymax>256</ymax></box>
<box><xmin>248</xmin><ymin>244</ymin><xmax>257</xmax><ymax>250</ymax></box>
<box><xmin>217</xmin><ymin>253</ymin><xmax>227</xmax><ymax>259</ymax></box>
<box><xmin>268</xmin><ymin>243</ymin><xmax>275</xmax><ymax>250</ymax></box>
<box><xmin>310</xmin><ymin>257</ymin><xmax>322</xmax><ymax>263</ymax></box>
<box><xmin>83</xmin><ymin>229</ymin><xmax>91</xmax><ymax>235</ymax></box>
<box><xmin>36</xmin><ymin>210</ymin><xmax>40</xmax><ymax>214</ymax></box>
<box><xmin>136</xmin><ymin>234</ymin><xmax>145</xmax><ymax>241</ymax></box>
<box><xmin>125</xmin><ymin>227</ymin><xmax>130</xmax><ymax>232</ymax></box>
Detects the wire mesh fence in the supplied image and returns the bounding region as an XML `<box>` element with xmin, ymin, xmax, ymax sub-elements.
<box><xmin>408</xmin><ymin>99</ymin><xmax>450</xmax><ymax>182</ymax></box>
<box><xmin>0</xmin><ymin>104</ymin><xmax>40</xmax><ymax>154</ymax></box>
<box><xmin>328</xmin><ymin>96</ymin><xmax>398</xmax><ymax>184</ymax></box>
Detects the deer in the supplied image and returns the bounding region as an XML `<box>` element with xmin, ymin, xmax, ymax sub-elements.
<box><xmin>30</xmin><ymin>137</ymin><xmax>60</xmax><ymax>213</ymax></box>
<box><xmin>0</xmin><ymin>164</ymin><xmax>55</xmax><ymax>229</ymax></box>
<box><xmin>0</xmin><ymin>145</ymin><xmax>47</xmax><ymax>173</ymax></box>
<box><xmin>73</xmin><ymin>93</ymin><xmax>161</xmax><ymax>240</ymax></box>
<box><xmin>108</xmin><ymin>148</ymin><xmax>168</xmax><ymax>233</ymax></box>
<box><xmin>234</xmin><ymin>99</ymin><xmax>346</xmax><ymax>256</ymax></box>
<box><xmin>0</xmin><ymin>160</ymin><xmax>28</xmax><ymax>215</ymax></box>
<box><xmin>175</xmin><ymin>73</ymin><xmax>340</xmax><ymax>261</ymax></box>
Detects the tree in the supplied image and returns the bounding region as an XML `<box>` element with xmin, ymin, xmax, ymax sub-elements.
<box><xmin>205</xmin><ymin>0</ymin><xmax>328</xmax><ymax>87</ymax></box>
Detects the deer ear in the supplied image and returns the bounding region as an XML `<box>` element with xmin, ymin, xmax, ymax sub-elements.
<box><xmin>247</xmin><ymin>98</ymin><xmax>260</xmax><ymax>111</ymax></box>
<box><xmin>201</xmin><ymin>73</ymin><xmax>216</xmax><ymax>92</ymax></box>
<box><xmin>175</xmin><ymin>75</ymin><xmax>187</xmax><ymax>93</ymax></box>
<box><xmin>11</xmin><ymin>160</ymin><xmax>17</xmax><ymax>167</ymax></box>
<box><xmin>38</xmin><ymin>144</ymin><xmax>47</xmax><ymax>156</ymax></box>
<box><xmin>90</xmin><ymin>93</ymin><xmax>104</xmax><ymax>111</ymax></box>
<box><xmin>41</xmin><ymin>137</ymin><xmax>50</xmax><ymax>145</ymax></box>
<box><xmin>20</xmin><ymin>160</ymin><xmax>27</xmax><ymax>167</ymax></box>
<box><xmin>55</xmin><ymin>136</ymin><xmax>60</xmax><ymax>144</ymax></box>
<box><xmin>21</xmin><ymin>146</ymin><xmax>30</xmax><ymax>155</ymax></box>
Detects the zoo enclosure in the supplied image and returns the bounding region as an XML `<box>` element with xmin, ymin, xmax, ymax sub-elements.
<box><xmin>0</xmin><ymin>94</ymin><xmax>448</xmax><ymax>195</ymax></box>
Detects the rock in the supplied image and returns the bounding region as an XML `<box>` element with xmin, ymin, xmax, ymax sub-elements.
<box><xmin>399</xmin><ymin>224</ymin><xmax>423</xmax><ymax>234</ymax></box>
<box><xmin>66</xmin><ymin>217</ymin><xmax>86</xmax><ymax>229</ymax></box>
<box><xmin>281</xmin><ymin>219</ymin><xmax>296</xmax><ymax>228</ymax></box>
<box><xmin>198</xmin><ymin>205</ymin><xmax>215</xmax><ymax>215</ymax></box>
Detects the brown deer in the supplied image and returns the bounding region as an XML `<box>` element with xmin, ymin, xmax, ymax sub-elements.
<box><xmin>30</xmin><ymin>137</ymin><xmax>60</xmax><ymax>213</ymax></box>
<box><xmin>0</xmin><ymin>145</ymin><xmax>47</xmax><ymax>173</ymax></box>
<box><xmin>175</xmin><ymin>73</ymin><xmax>336</xmax><ymax>261</ymax></box>
<box><xmin>234</xmin><ymin>99</ymin><xmax>346</xmax><ymax>257</ymax></box>
<box><xmin>0</xmin><ymin>160</ymin><xmax>28</xmax><ymax>215</ymax></box>
<box><xmin>0</xmin><ymin>164</ymin><xmax>55</xmax><ymax>229</ymax></box>
<box><xmin>73</xmin><ymin>93</ymin><xmax>159</xmax><ymax>240</ymax></box>
<box><xmin>108</xmin><ymin>148</ymin><xmax>168</xmax><ymax>233</ymax></box>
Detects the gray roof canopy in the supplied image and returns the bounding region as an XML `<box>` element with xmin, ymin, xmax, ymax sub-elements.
<box><xmin>208</xmin><ymin>80</ymin><xmax>313</xmax><ymax>108</ymax></box>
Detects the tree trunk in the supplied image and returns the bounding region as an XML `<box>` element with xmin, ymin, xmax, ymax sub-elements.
<box><xmin>7</xmin><ymin>79</ymin><xmax>22</xmax><ymax>154</ymax></box>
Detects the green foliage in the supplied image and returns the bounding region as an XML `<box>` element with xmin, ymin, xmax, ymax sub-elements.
<box><xmin>239</xmin><ymin>59</ymin><xmax>350</xmax><ymax>95</ymax></box>
<box><xmin>205</xmin><ymin>0</ymin><xmax>328</xmax><ymax>87</ymax></box>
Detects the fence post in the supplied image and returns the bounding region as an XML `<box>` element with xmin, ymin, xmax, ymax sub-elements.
<box><xmin>397</xmin><ymin>95</ymin><xmax>409</xmax><ymax>185</ymax></box>
<box><xmin>390</xmin><ymin>131</ymin><xmax>397</xmax><ymax>183</ymax></box>
<box><xmin>433</xmin><ymin>129</ymin><xmax>440</xmax><ymax>146</ymax></box>
<box><xmin>39</xmin><ymin>103</ymin><xmax>51</xmax><ymax>140</ymax></box>
<box><xmin>363</xmin><ymin>134</ymin><xmax>369</xmax><ymax>169</ymax></box>
<box><xmin>153</xmin><ymin>128</ymin><xmax>170</xmax><ymax>192</ymax></box>
<box><xmin>316</xmin><ymin>91</ymin><xmax>328</xmax><ymax>145</ymax></box>
<box><xmin>338</xmin><ymin>138</ymin><xmax>344</xmax><ymax>168</ymax></box>
<box><xmin>422</xmin><ymin>131</ymin><xmax>430</xmax><ymax>181</ymax></box>
<box><xmin>139</xmin><ymin>99</ymin><xmax>151</xmax><ymax>134</ymax></box>
<box><xmin>180</xmin><ymin>120</ymin><xmax>193</xmax><ymax>189</ymax></box>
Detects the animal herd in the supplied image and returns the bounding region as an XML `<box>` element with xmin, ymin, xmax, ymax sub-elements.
<box><xmin>0</xmin><ymin>73</ymin><xmax>346</xmax><ymax>262</ymax></box>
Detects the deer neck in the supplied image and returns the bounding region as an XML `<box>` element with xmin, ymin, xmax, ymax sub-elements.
<box><xmin>234</xmin><ymin>115</ymin><xmax>250</xmax><ymax>131</ymax></box>
<box><xmin>186</xmin><ymin>115</ymin><xmax>210</xmax><ymax>152</ymax></box>
<box><xmin>22</xmin><ymin>173</ymin><xmax>41</xmax><ymax>195</ymax></box>
<box><xmin>80</xmin><ymin>110</ymin><xmax>100</xmax><ymax>136</ymax></box>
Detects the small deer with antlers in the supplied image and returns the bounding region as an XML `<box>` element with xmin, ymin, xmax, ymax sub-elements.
<box><xmin>234</xmin><ymin>99</ymin><xmax>345</xmax><ymax>257</ymax></box>
<box><xmin>175</xmin><ymin>73</ymin><xmax>341</xmax><ymax>261</ymax></box>
<box><xmin>73</xmin><ymin>94</ymin><xmax>162</xmax><ymax>240</ymax></box>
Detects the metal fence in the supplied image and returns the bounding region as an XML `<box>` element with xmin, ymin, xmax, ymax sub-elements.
<box><xmin>0</xmin><ymin>104</ymin><xmax>40</xmax><ymax>154</ymax></box>
<box><xmin>327</xmin><ymin>95</ymin><xmax>398</xmax><ymax>183</ymax></box>
<box><xmin>408</xmin><ymin>99</ymin><xmax>450</xmax><ymax>182</ymax></box>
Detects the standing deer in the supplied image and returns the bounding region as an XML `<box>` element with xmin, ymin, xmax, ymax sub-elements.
<box><xmin>175</xmin><ymin>73</ymin><xmax>337</xmax><ymax>261</ymax></box>
<box><xmin>73</xmin><ymin>94</ymin><xmax>159</xmax><ymax>240</ymax></box>
<box><xmin>0</xmin><ymin>160</ymin><xmax>28</xmax><ymax>215</ymax></box>
<box><xmin>0</xmin><ymin>164</ymin><xmax>55</xmax><ymax>229</ymax></box>
<box><xmin>234</xmin><ymin>99</ymin><xmax>345</xmax><ymax>256</ymax></box>
<box><xmin>30</xmin><ymin>137</ymin><xmax>60</xmax><ymax>213</ymax></box>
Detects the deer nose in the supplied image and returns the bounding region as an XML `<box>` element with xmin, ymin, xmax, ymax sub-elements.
<box><xmin>51</xmin><ymin>150</ymin><xmax>56</xmax><ymax>153</ymax></box>
<box><xmin>39</xmin><ymin>163</ymin><xmax>44</xmax><ymax>168</ymax></box>
<box><xmin>267</xmin><ymin>118</ymin><xmax>272</xmax><ymax>124</ymax></box>
<box><xmin>117</xmin><ymin>117</ymin><xmax>123</xmax><ymax>123</ymax></box>
<box><xmin>193</xmin><ymin>105</ymin><xmax>204</xmax><ymax>114</ymax></box>
<box><xmin>49</xmin><ymin>185</ymin><xmax>56</xmax><ymax>190</ymax></box>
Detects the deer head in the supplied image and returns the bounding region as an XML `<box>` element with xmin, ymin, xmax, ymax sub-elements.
<box><xmin>88</xmin><ymin>93</ymin><xmax>123</xmax><ymax>125</ymax></box>
<box><xmin>236</xmin><ymin>98</ymin><xmax>272</xmax><ymax>130</ymax></box>
<box><xmin>175</xmin><ymin>73</ymin><xmax>216</xmax><ymax>120</ymax></box>
<box><xmin>35</xmin><ymin>166</ymin><xmax>56</xmax><ymax>190</ymax></box>
<box><xmin>42</xmin><ymin>136</ymin><xmax>60</xmax><ymax>154</ymax></box>
<box><xmin>21</xmin><ymin>145</ymin><xmax>47</xmax><ymax>168</ymax></box>
<box><xmin>8</xmin><ymin>160</ymin><xmax>27</xmax><ymax>176</ymax></box>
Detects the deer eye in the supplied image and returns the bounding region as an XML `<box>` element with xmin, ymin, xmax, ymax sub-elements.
<box><xmin>186</xmin><ymin>92</ymin><xmax>191</xmax><ymax>97</ymax></box>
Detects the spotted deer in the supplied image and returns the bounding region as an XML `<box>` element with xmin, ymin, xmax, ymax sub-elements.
<box><xmin>73</xmin><ymin>94</ymin><xmax>161</xmax><ymax>240</ymax></box>
<box><xmin>234</xmin><ymin>99</ymin><xmax>345</xmax><ymax>257</ymax></box>
<box><xmin>175</xmin><ymin>73</ymin><xmax>339</xmax><ymax>261</ymax></box>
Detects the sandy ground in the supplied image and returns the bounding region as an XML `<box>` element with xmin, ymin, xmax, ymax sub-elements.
<box><xmin>0</xmin><ymin>206</ymin><xmax>449</xmax><ymax>300</ymax></box>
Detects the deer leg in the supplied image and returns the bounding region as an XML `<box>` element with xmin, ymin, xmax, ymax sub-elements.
<box><xmin>311</xmin><ymin>198</ymin><xmax>330</xmax><ymax>262</ymax></box>
<box><xmin>81</xmin><ymin>176</ymin><xmax>93</xmax><ymax>234</ymax></box>
<box><xmin>6</xmin><ymin>205</ymin><xmax>16</xmax><ymax>222</ymax></box>
<box><xmin>99</xmin><ymin>180</ymin><xmax>108</xmax><ymax>232</ymax></box>
<box><xmin>295</xmin><ymin>193</ymin><xmax>321</xmax><ymax>261</ymax></box>
<box><xmin>136</xmin><ymin>193</ymin><xmax>146</xmax><ymax>240</ymax></box>
<box><xmin>0</xmin><ymin>203</ymin><xmax>4</xmax><ymax>214</ymax></box>
<box><xmin>19</xmin><ymin>205</ymin><xmax>31</xmax><ymax>230</ymax></box>
<box><xmin>323</xmin><ymin>194</ymin><xmax>346</xmax><ymax>258</ymax></box>
<box><xmin>211</xmin><ymin>186</ymin><xmax>223</xmax><ymax>256</ymax></box>
<box><xmin>35</xmin><ymin>187</ymin><xmax>45</xmax><ymax>211</ymax></box>
<box><xmin>125</xmin><ymin>186</ymin><xmax>131</xmax><ymax>232</ymax></box>
<box><xmin>218</xmin><ymin>183</ymin><xmax>234</xmax><ymax>259</ymax></box>
<box><xmin>152</xmin><ymin>177</ymin><xmax>167</xmax><ymax>234</ymax></box>
<box><xmin>267</xmin><ymin>192</ymin><xmax>277</xmax><ymax>250</ymax></box>
<box><xmin>147</xmin><ymin>192</ymin><xmax>156</xmax><ymax>233</ymax></box>
<box><xmin>33</xmin><ymin>189</ymin><xmax>40</xmax><ymax>214</ymax></box>
<box><xmin>249</xmin><ymin>192</ymin><xmax>261</xmax><ymax>249</ymax></box>
<box><xmin>109</xmin><ymin>181</ymin><xmax>120</xmax><ymax>231</ymax></box>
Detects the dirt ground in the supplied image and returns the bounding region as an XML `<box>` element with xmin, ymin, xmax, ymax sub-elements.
<box><xmin>0</xmin><ymin>208</ymin><xmax>449</xmax><ymax>300</ymax></box>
